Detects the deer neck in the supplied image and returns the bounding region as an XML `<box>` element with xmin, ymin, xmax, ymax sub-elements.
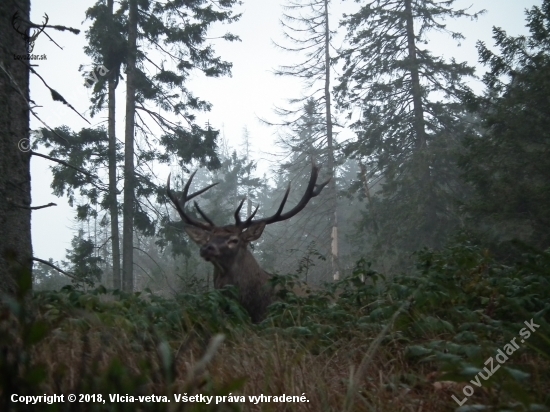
<box><xmin>213</xmin><ymin>247</ymin><xmax>261</xmax><ymax>275</ymax></box>
<box><xmin>210</xmin><ymin>246</ymin><xmax>272</xmax><ymax>323</ymax></box>
<box><xmin>211</xmin><ymin>247</ymin><xmax>266</xmax><ymax>287</ymax></box>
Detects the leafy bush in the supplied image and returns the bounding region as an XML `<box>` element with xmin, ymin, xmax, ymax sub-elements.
<box><xmin>1</xmin><ymin>237</ymin><xmax>549</xmax><ymax>411</ymax></box>
<box><xmin>265</xmin><ymin>238</ymin><xmax>550</xmax><ymax>409</ymax></box>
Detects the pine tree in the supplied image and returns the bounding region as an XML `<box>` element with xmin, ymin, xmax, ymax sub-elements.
<box><xmin>271</xmin><ymin>0</ymin><xmax>339</xmax><ymax>280</ymax></box>
<box><xmin>0</xmin><ymin>0</ymin><xmax>32</xmax><ymax>296</ymax></box>
<box><xmin>461</xmin><ymin>0</ymin><xmax>550</xmax><ymax>250</ymax></box>
<box><xmin>81</xmin><ymin>0</ymin><xmax>241</xmax><ymax>291</ymax></box>
<box><xmin>64</xmin><ymin>229</ymin><xmax>104</xmax><ymax>289</ymax></box>
<box><xmin>122</xmin><ymin>0</ymin><xmax>139</xmax><ymax>292</ymax></box>
<box><xmin>336</xmin><ymin>0</ymin><xmax>482</xmax><ymax>262</ymax></box>
<box><xmin>85</xmin><ymin>0</ymin><xmax>125</xmax><ymax>288</ymax></box>
<box><xmin>263</xmin><ymin>101</ymin><xmax>333</xmax><ymax>281</ymax></box>
<box><xmin>1</xmin><ymin>3</ymin><xmax>82</xmax><ymax>294</ymax></box>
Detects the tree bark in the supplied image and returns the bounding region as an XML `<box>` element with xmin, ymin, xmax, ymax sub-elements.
<box><xmin>107</xmin><ymin>0</ymin><xmax>121</xmax><ymax>289</ymax></box>
<box><xmin>324</xmin><ymin>0</ymin><xmax>339</xmax><ymax>281</ymax></box>
<box><xmin>404</xmin><ymin>0</ymin><xmax>437</xmax><ymax>246</ymax></box>
<box><xmin>0</xmin><ymin>0</ymin><xmax>33</xmax><ymax>296</ymax></box>
<box><xmin>359</xmin><ymin>160</ymin><xmax>379</xmax><ymax>236</ymax></box>
<box><xmin>404</xmin><ymin>0</ymin><xmax>426</xmax><ymax>150</ymax></box>
<box><xmin>122</xmin><ymin>0</ymin><xmax>138</xmax><ymax>292</ymax></box>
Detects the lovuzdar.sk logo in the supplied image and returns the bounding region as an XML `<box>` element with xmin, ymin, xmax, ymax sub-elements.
<box><xmin>11</xmin><ymin>11</ymin><xmax>48</xmax><ymax>54</ymax></box>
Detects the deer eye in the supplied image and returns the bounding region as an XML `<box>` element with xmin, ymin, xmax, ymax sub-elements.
<box><xmin>228</xmin><ymin>238</ymin><xmax>239</xmax><ymax>245</ymax></box>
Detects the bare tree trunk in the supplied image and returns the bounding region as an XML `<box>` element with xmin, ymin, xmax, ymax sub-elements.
<box><xmin>404</xmin><ymin>0</ymin><xmax>426</xmax><ymax>151</ymax></box>
<box><xmin>243</xmin><ymin>128</ymin><xmax>252</xmax><ymax>218</ymax></box>
<box><xmin>107</xmin><ymin>0</ymin><xmax>121</xmax><ymax>289</ymax></box>
<box><xmin>122</xmin><ymin>0</ymin><xmax>138</xmax><ymax>292</ymax></box>
<box><xmin>324</xmin><ymin>0</ymin><xmax>339</xmax><ymax>281</ymax></box>
<box><xmin>0</xmin><ymin>0</ymin><xmax>33</xmax><ymax>296</ymax></box>
<box><xmin>359</xmin><ymin>160</ymin><xmax>379</xmax><ymax>236</ymax></box>
<box><xmin>404</xmin><ymin>0</ymin><xmax>437</xmax><ymax>246</ymax></box>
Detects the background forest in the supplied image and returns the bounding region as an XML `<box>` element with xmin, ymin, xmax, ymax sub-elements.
<box><xmin>1</xmin><ymin>0</ymin><xmax>549</xmax><ymax>411</ymax></box>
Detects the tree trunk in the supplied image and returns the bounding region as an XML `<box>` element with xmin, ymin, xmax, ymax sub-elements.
<box><xmin>404</xmin><ymin>0</ymin><xmax>426</xmax><ymax>150</ymax></box>
<box><xmin>324</xmin><ymin>0</ymin><xmax>339</xmax><ymax>281</ymax></box>
<box><xmin>0</xmin><ymin>0</ymin><xmax>33</xmax><ymax>297</ymax></box>
<box><xmin>404</xmin><ymin>0</ymin><xmax>437</xmax><ymax>246</ymax></box>
<box><xmin>107</xmin><ymin>0</ymin><xmax>121</xmax><ymax>289</ymax></box>
<box><xmin>122</xmin><ymin>0</ymin><xmax>138</xmax><ymax>292</ymax></box>
<box><xmin>359</xmin><ymin>160</ymin><xmax>379</xmax><ymax>236</ymax></box>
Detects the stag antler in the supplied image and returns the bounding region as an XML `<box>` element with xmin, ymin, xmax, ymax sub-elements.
<box><xmin>235</xmin><ymin>162</ymin><xmax>330</xmax><ymax>229</ymax></box>
<box><xmin>166</xmin><ymin>171</ymin><xmax>218</xmax><ymax>230</ymax></box>
<box><xmin>168</xmin><ymin>162</ymin><xmax>330</xmax><ymax>232</ymax></box>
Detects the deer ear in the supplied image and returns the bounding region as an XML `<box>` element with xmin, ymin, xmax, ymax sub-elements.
<box><xmin>184</xmin><ymin>225</ymin><xmax>209</xmax><ymax>245</ymax></box>
<box><xmin>241</xmin><ymin>222</ymin><xmax>266</xmax><ymax>242</ymax></box>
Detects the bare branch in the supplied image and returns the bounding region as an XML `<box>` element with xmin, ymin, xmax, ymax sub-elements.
<box><xmin>14</xmin><ymin>202</ymin><xmax>57</xmax><ymax>210</ymax></box>
<box><xmin>30</xmin><ymin>150</ymin><xmax>96</xmax><ymax>179</ymax></box>
<box><xmin>33</xmin><ymin>257</ymin><xmax>77</xmax><ymax>280</ymax></box>
<box><xmin>28</xmin><ymin>65</ymin><xmax>91</xmax><ymax>124</ymax></box>
<box><xmin>0</xmin><ymin>61</ymin><xmax>70</xmax><ymax>145</ymax></box>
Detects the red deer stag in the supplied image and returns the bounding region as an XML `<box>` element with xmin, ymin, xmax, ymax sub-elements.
<box><xmin>167</xmin><ymin>164</ymin><xmax>330</xmax><ymax>323</ymax></box>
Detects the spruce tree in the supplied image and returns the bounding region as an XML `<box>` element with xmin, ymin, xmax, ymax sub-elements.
<box><xmin>85</xmin><ymin>0</ymin><xmax>125</xmax><ymax>288</ymax></box>
<box><xmin>0</xmin><ymin>0</ymin><xmax>32</xmax><ymax>296</ymax></box>
<box><xmin>461</xmin><ymin>0</ymin><xmax>550</xmax><ymax>250</ymax></box>
<box><xmin>80</xmin><ymin>0</ymin><xmax>241</xmax><ymax>291</ymax></box>
<box><xmin>272</xmin><ymin>0</ymin><xmax>339</xmax><ymax>280</ymax></box>
<box><xmin>336</xmin><ymin>0</ymin><xmax>482</xmax><ymax>263</ymax></box>
<box><xmin>266</xmin><ymin>100</ymin><xmax>333</xmax><ymax>281</ymax></box>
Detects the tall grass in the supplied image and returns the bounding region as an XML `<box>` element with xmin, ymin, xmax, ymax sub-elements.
<box><xmin>1</xmin><ymin>241</ymin><xmax>549</xmax><ymax>411</ymax></box>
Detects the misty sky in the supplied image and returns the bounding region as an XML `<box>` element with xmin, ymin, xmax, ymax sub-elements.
<box><xmin>27</xmin><ymin>0</ymin><xmax>541</xmax><ymax>263</ymax></box>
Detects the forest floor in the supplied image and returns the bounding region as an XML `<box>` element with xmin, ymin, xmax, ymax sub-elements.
<box><xmin>2</xmin><ymin>243</ymin><xmax>549</xmax><ymax>411</ymax></box>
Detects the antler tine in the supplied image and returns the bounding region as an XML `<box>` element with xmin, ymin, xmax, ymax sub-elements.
<box><xmin>193</xmin><ymin>201</ymin><xmax>216</xmax><ymax>226</ymax></box>
<box><xmin>179</xmin><ymin>170</ymin><xmax>219</xmax><ymax>203</ymax></box>
<box><xmin>313</xmin><ymin>178</ymin><xmax>331</xmax><ymax>196</ymax></box>
<box><xmin>270</xmin><ymin>183</ymin><xmax>291</xmax><ymax>222</ymax></box>
<box><xmin>179</xmin><ymin>169</ymin><xmax>197</xmax><ymax>202</ymax></box>
<box><xmin>234</xmin><ymin>197</ymin><xmax>246</xmax><ymax>225</ymax></box>
<box><xmin>185</xmin><ymin>182</ymin><xmax>219</xmax><ymax>202</ymax></box>
<box><xmin>240</xmin><ymin>162</ymin><xmax>330</xmax><ymax>228</ymax></box>
<box><xmin>166</xmin><ymin>171</ymin><xmax>216</xmax><ymax>230</ymax></box>
<box><xmin>242</xmin><ymin>204</ymin><xmax>260</xmax><ymax>226</ymax></box>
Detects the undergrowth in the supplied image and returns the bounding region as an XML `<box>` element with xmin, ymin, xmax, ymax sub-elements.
<box><xmin>1</xmin><ymin>240</ymin><xmax>549</xmax><ymax>411</ymax></box>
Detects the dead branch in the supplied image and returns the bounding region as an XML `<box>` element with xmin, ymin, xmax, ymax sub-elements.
<box><xmin>33</xmin><ymin>257</ymin><xmax>77</xmax><ymax>280</ymax></box>
<box><xmin>30</xmin><ymin>150</ymin><xmax>96</xmax><ymax>178</ymax></box>
<box><xmin>14</xmin><ymin>202</ymin><xmax>57</xmax><ymax>210</ymax></box>
<box><xmin>29</xmin><ymin>66</ymin><xmax>91</xmax><ymax>124</ymax></box>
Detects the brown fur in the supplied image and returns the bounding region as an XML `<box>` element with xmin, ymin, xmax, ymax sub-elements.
<box><xmin>185</xmin><ymin>223</ymin><xmax>273</xmax><ymax>323</ymax></box>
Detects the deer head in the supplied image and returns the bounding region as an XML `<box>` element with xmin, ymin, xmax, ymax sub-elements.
<box><xmin>167</xmin><ymin>163</ymin><xmax>330</xmax><ymax>322</ymax></box>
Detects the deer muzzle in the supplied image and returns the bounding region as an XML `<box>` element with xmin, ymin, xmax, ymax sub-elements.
<box><xmin>199</xmin><ymin>243</ymin><xmax>219</xmax><ymax>261</ymax></box>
